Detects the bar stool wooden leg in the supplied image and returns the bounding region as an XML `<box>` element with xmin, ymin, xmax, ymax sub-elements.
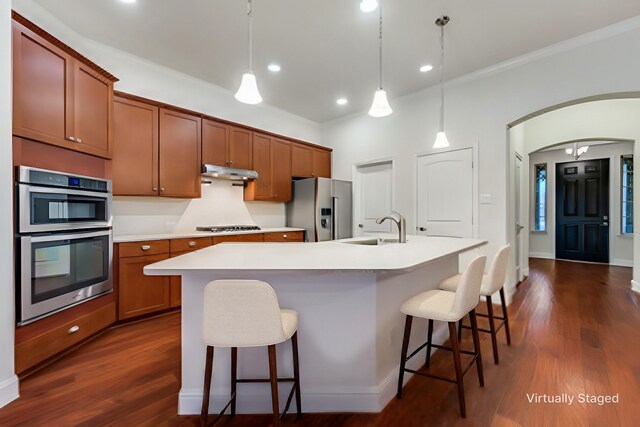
<box><xmin>486</xmin><ymin>296</ymin><xmax>500</xmax><ymax>364</ymax></box>
<box><xmin>268</xmin><ymin>345</ymin><xmax>280</xmax><ymax>427</ymax></box>
<box><xmin>457</xmin><ymin>319</ymin><xmax>463</xmax><ymax>342</ymax></box>
<box><xmin>291</xmin><ymin>332</ymin><xmax>302</xmax><ymax>418</ymax></box>
<box><xmin>469</xmin><ymin>309</ymin><xmax>484</xmax><ymax>387</ymax></box>
<box><xmin>230</xmin><ymin>347</ymin><xmax>237</xmax><ymax>415</ymax></box>
<box><xmin>500</xmin><ymin>288</ymin><xmax>512</xmax><ymax>345</ymax></box>
<box><xmin>201</xmin><ymin>346</ymin><xmax>214</xmax><ymax>427</ymax></box>
<box><xmin>396</xmin><ymin>315</ymin><xmax>413</xmax><ymax>399</ymax></box>
<box><xmin>448</xmin><ymin>322</ymin><xmax>466</xmax><ymax>418</ymax></box>
<box><xmin>425</xmin><ymin>319</ymin><xmax>434</xmax><ymax>368</ymax></box>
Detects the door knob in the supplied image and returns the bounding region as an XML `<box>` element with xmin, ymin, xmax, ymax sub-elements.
<box><xmin>417</xmin><ymin>227</ymin><xmax>427</xmax><ymax>232</ymax></box>
<box><xmin>602</xmin><ymin>222</ymin><xmax>609</xmax><ymax>227</ymax></box>
<box><xmin>358</xmin><ymin>224</ymin><xmax>364</xmax><ymax>228</ymax></box>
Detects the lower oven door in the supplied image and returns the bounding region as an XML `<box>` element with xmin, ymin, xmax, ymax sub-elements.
<box><xmin>19</xmin><ymin>229</ymin><xmax>113</xmax><ymax>325</ymax></box>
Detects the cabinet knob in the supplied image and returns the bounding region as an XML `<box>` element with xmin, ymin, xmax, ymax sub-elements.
<box><xmin>160</xmin><ymin>188</ymin><xmax>165</xmax><ymax>192</ymax></box>
<box><xmin>153</xmin><ymin>187</ymin><xmax>158</xmax><ymax>192</ymax></box>
<box><xmin>67</xmin><ymin>136</ymin><xmax>75</xmax><ymax>142</ymax></box>
<box><xmin>141</xmin><ymin>245</ymin><xmax>151</xmax><ymax>251</ymax></box>
<box><xmin>76</xmin><ymin>138</ymin><xmax>82</xmax><ymax>143</ymax></box>
<box><xmin>68</xmin><ymin>325</ymin><xmax>80</xmax><ymax>334</ymax></box>
<box><xmin>188</xmin><ymin>241</ymin><xmax>197</xmax><ymax>247</ymax></box>
<box><xmin>283</xmin><ymin>234</ymin><xmax>288</xmax><ymax>238</ymax></box>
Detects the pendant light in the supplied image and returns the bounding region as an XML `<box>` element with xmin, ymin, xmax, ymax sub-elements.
<box><xmin>360</xmin><ymin>0</ymin><xmax>378</xmax><ymax>13</ymax></box>
<box><xmin>235</xmin><ymin>0</ymin><xmax>262</xmax><ymax>104</ymax></box>
<box><xmin>368</xmin><ymin>1</ymin><xmax>392</xmax><ymax>117</ymax></box>
<box><xmin>565</xmin><ymin>142</ymin><xmax>589</xmax><ymax>160</ymax></box>
<box><xmin>432</xmin><ymin>15</ymin><xmax>450</xmax><ymax>148</ymax></box>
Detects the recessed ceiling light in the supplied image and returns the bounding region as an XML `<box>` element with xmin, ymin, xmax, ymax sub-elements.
<box><xmin>420</xmin><ymin>64</ymin><xmax>433</xmax><ymax>73</ymax></box>
<box><xmin>336</xmin><ymin>98</ymin><xmax>348</xmax><ymax>105</ymax></box>
<box><xmin>360</xmin><ymin>0</ymin><xmax>378</xmax><ymax>13</ymax></box>
<box><xmin>268</xmin><ymin>63</ymin><xmax>281</xmax><ymax>72</ymax></box>
<box><xmin>119</xmin><ymin>0</ymin><xmax>137</xmax><ymax>4</ymax></box>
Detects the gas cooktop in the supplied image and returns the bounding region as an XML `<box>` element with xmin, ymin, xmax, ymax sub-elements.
<box><xmin>196</xmin><ymin>225</ymin><xmax>261</xmax><ymax>233</ymax></box>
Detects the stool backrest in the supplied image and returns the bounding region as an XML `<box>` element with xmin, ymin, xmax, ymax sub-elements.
<box><xmin>202</xmin><ymin>280</ymin><xmax>285</xmax><ymax>347</ymax></box>
<box><xmin>483</xmin><ymin>244</ymin><xmax>511</xmax><ymax>295</ymax></box>
<box><xmin>451</xmin><ymin>256</ymin><xmax>487</xmax><ymax>319</ymax></box>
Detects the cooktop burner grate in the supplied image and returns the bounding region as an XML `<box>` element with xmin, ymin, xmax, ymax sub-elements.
<box><xmin>196</xmin><ymin>225</ymin><xmax>261</xmax><ymax>233</ymax></box>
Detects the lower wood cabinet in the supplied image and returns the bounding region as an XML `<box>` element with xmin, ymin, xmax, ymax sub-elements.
<box><xmin>118</xmin><ymin>253</ymin><xmax>171</xmax><ymax>320</ymax></box>
<box><xmin>263</xmin><ymin>231</ymin><xmax>304</xmax><ymax>242</ymax></box>
<box><xmin>15</xmin><ymin>302</ymin><xmax>116</xmax><ymax>374</ymax></box>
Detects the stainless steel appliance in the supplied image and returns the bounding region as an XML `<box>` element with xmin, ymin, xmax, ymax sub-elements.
<box><xmin>196</xmin><ymin>225</ymin><xmax>261</xmax><ymax>233</ymax></box>
<box><xmin>18</xmin><ymin>166</ymin><xmax>111</xmax><ymax>233</ymax></box>
<box><xmin>201</xmin><ymin>164</ymin><xmax>258</xmax><ymax>181</ymax></box>
<box><xmin>286</xmin><ymin>178</ymin><xmax>352</xmax><ymax>242</ymax></box>
<box><xmin>16</xmin><ymin>166</ymin><xmax>113</xmax><ymax>325</ymax></box>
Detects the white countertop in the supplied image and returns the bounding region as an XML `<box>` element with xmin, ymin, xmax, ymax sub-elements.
<box><xmin>113</xmin><ymin>227</ymin><xmax>305</xmax><ymax>243</ymax></box>
<box><xmin>144</xmin><ymin>235</ymin><xmax>486</xmax><ymax>274</ymax></box>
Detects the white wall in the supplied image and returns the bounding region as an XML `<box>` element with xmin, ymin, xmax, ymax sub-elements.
<box><xmin>0</xmin><ymin>0</ymin><xmax>20</xmax><ymax>408</ymax></box>
<box><xmin>529</xmin><ymin>142</ymin><xmax>634</xmax><ymax>266</ymax></box>
<box><xmin>113</xmin><ymin>182</ymin><xmax>285</xmax><ymax>236</ymax></box>
<box><xmin>321</xmin><ymin>17</ymin><xmax>640</xmax><ymax>294</ymax></box>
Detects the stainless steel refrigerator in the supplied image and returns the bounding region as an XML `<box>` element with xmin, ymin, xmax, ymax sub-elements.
<box><xmin>286</xmin><ymin>178</ymin><xmax>352</xmax><ymax>242</ymax></box>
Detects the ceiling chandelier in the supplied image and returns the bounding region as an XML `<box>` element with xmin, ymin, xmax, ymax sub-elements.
<box><xmin>432</xmin><ymin>15</ymin><xmax>450</xmax><ymax>149</ymax></box>
<box><xmin>565</xmin><ymin>142</ymin><xmax>589</xmax><ymax>160</ymax></box>
<box><xmin>235</xmin><ymin>0</ymin><xmax>262</xmax><ymax>104</ymax></box>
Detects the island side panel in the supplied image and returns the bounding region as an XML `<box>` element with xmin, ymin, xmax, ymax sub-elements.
<box><xmin>179</xmin><ymin>270</ymin><xmax>380</xmax><ymax>415</ymax></box>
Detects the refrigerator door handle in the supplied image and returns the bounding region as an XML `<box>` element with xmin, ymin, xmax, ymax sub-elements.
<box><xmin>331</xmin><ymin>196</ymin><xmax>339</xmax><ymax>240</ymax></box>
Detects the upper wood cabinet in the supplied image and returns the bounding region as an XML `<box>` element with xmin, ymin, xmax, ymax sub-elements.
<box><xmin>12</xmin><ymin>19</ymin><xmax>115</xmax><ymax>159</ymax></box>
<box><xmin>159</xmin><ymin>108</ymin><xmax>202</xmax><ymax>198</ymax></box>
<box><xmin>113</xmin><ymin>96</ymin><xmax>159</xmax><ymax>196</ymax></box>
<box><xmin>313</xmin><ymin>148</ymin><xmax>332</xmax><ymax>178</ymax></box>
<box><xmin>202</xmin><ymin>119</ymin><xmax>253</xmax><ymax>170</ymax></box>
<box><xmin>291</xmin><ymin>143</ymin><xmax>332</xmax><ymax>178</ymax></box>
<box><xmin>244</xmin><ymin>134</ymin><xmax>292</xmax><ymax>202</ymax></box>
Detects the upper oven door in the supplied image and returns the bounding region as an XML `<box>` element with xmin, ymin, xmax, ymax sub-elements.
<box><xmin>19</xmin><ymin>184</ymin><xmax>112</xmax><ymax>233</ymax></box>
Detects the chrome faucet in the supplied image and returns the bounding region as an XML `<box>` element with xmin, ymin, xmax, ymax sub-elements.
<box><xmin>376</xmin><ymin>211</ymin><xmax>407</xmax><ymax>243</ymax></box>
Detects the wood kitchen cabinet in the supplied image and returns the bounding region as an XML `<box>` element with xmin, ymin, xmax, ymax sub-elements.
<box><xmin>12</xmin><ymin>17</ymin><xmax>116</xmax><ymax>159</ymax></box>
<box><xmin>202</xmin><ymin>119</ymin><xmax>253</xmax><ymax>170</ymax></box>
<box><xmin>118</xmin><ymin>241</ymin><xmax>172</xmax><ymax>320</ymax></box>
<box><xmin>244</xmin><ymin>134</ymin><xmax>292</xmax><ymax>202</ymax></box>
<box><xmin>168</xmin><ymin>237</ymin><xmax>214</xmax><ymax>308</ymax></box>
<box><xmin>291</xmin><ymin>143</ymin><xmax>332</xmax><ymax>178</ymax></box>
<box><xmin>112</xmin><ymin>96</ymin><xmax>159</xmax><ymax>196</ymax></box>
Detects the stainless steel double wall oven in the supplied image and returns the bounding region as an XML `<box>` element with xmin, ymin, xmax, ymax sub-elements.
<box><xmin>16</xmin><ymin>166</ymin><xmax>113</xmax><ymax>325</ymax></box>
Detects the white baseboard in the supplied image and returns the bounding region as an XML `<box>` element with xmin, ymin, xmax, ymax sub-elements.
<box><xmin>179</xmin><ymin>329</ymin><xmax>450</xmax><ymax>415</ymax></box>
<box><xmin>611</xmin><ymin>259</ymin><xmax>634</xmax><ymax>268</ymax></box>
<box><xmin>632</xmin><ymin>280</ymin><xmax>640</xmax><ymax>294</ymax></box>
<box><xmin>522</xmin><ymin>267</ymin><xmax>530</xmax><ymax>277</ymax></box>
<box><xmin>529</xmin><ymin>252</ymin><xmax>554</xmax><ymax>259</ymax></box>
<box><xmin>0</xmin><ymin>375</ymin><xmax>19</xmax><ymax>408</ymax></box>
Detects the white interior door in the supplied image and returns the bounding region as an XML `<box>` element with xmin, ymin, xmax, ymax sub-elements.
<box><xmin>515</xmin><ymin>153</ymin><xmax>524</xmax><ymax>281</ymax></box>
<box><xmin>417</xmin><ymin>149</ymin><xmax>473</xmax><ymax>237</ymax></box>
<box><xmin>354</xmin><ymin>162</ymin><xmax>393</xmax><ymax>236</ymax></box>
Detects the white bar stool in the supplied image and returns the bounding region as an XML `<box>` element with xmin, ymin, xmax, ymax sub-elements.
<box><xmin>396</xmin><ymin>256</ymin><xmax>486</xmax><ymax>418</ymax></box>
<box><xmin>200</xmin><ymin>280</ymin><xmax>302</xmax><ymax>427</ymax></box>
<box><xmin>439</xmin><ymin>245</ymin><xmax>512</xmax><ymax>364</ymax></box>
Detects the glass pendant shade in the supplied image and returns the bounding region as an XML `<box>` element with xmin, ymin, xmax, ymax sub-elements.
<box><xmin>360</xmin><ymin>0</ymin><xmax>378</xmax><ymax>13</ymax></box>
<box><xmin>368</xmin><ymin>89</ymin><xmax>392</xmax><ymax>117</ymax></box>
<box><xmin>235</xmin><ymin>72</ymin><xmax>262</xmax><ymax>104</ymax></box>
<box><xmin>433</xmin><ymin>131</ymin><xmax>450</xmax><ymax>149</ymax></box>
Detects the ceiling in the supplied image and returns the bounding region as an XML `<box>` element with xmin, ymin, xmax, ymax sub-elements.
<box><xmin>32</xmin><ymin>0</ymin><xmax>640</xmax><ymax>122</ymax></box>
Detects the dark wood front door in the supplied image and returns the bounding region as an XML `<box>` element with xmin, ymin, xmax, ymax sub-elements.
<box><xmin>556</xmin><ymin>159</ymin><xmax>609</xmax><ymax>263</ymax></box>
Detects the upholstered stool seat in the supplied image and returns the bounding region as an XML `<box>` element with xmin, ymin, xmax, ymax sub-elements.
<box><xmin>438</xmin><ymin>245</ymin><xmax>512</xmax><ymax>364</ymax></box>
<box><xmin>200</xmin><ymin>280</ymin><xmax>302</xmax><ymax>427</ymax></box>
<box><xmin>397</xmin><ymin>256</ymin><xmax>487</xmax><ymax>418</ymax></box>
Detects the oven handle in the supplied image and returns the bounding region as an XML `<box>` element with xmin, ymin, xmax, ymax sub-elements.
<box><xmin>27</xmin><ymin>229</ymin><xmax>112</xmax><ymax>243</ymax></box>
<box><xmin>20</xmin><ymin>183</ymin><xmax>111</xmax><ymax>200</ymax></box>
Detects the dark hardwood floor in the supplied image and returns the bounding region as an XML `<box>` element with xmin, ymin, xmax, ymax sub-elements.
<box><xmin>1</xmin><ymin>259</ymin><xmax>639</xmax><ymax>426</ymax></box>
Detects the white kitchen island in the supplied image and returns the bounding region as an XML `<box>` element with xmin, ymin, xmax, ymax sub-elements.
<box><xmin>144</xmin><ymin>235</ymin><xmax>485</xmax><ymax>415</ymax></box>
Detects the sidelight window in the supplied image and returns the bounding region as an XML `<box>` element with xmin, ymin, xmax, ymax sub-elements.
<box><xmin>621</xmin><ymin>155</ymin><xmax>633</xmax><ymax>235</ymax></box>
<box><xmin>533</xmin><ymin>164</ymin><xmax>547</xmax><ymax>232</ymax></box>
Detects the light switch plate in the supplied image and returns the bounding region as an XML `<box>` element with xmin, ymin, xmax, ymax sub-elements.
<box><xmin>480</xmin><ymin>194</ymin><xmax>492</xmax><ymax>205</ymax></box>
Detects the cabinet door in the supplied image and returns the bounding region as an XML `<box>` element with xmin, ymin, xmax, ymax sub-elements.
<box><xmin>213</xmin><ymin>234</ymin><xmax>264</xmax><ymax>244</ymax></box>
<box><xmin>313</xmin><ymin>148</ymin><xmax>332</xmax><ymax>178</ymax></box>
<box><xmin>113</xmin><ymin>97</ymin><xmax>159</xmax><ymax>196</ymax></box>
<box><xmin>229</xmin><ymin>126</ymin><xmax>253</xmax><ymax>169</ymax></box>
<box><xmin>272</xmin><ymin>139</ymin><xmax>292</xmax><ymax>202</ymax></box>
<box><xmin>159</xmin><ymin>108</ymin><xmax>202</xmax><ymax>198</ymax></box>
<box><xmin>12</xmin><ymin>21</ymin><xmax>72</xmax><ymax>147</ymax></box>
<box><xmin>252</xmin><ymin>133</ymin><xmax>273</xmax><ymax>200</ymax></box>
<box><xmin>202</xmin><ymin>119</ymin><xmax>229</xmax><ymax>167</ymax></box>
<box><xmin>71</xmin><ymin>62</ymin><xmax>112</xmax><ymax>158</ymax></box>
<box><xmin>118</xmin><ymin>253</ymin><xmax>171</xmax><ymax>320</ymax></box>
<box><xmin>291</xmin><ymin>143</ymin><xmax>314</xmax><ymax>178</ymax></box>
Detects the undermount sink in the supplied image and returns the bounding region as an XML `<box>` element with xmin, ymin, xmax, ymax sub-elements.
<box><xmin>342</xmin><ymin>238</ymin><xmax>401</xmax><ymax>246</ymax></box>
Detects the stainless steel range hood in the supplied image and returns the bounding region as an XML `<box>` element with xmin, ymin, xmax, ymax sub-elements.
<box><xmin>201</xmin><ymin>164</ymin><xmax>258</xmax><ymax>181</ymax></box>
